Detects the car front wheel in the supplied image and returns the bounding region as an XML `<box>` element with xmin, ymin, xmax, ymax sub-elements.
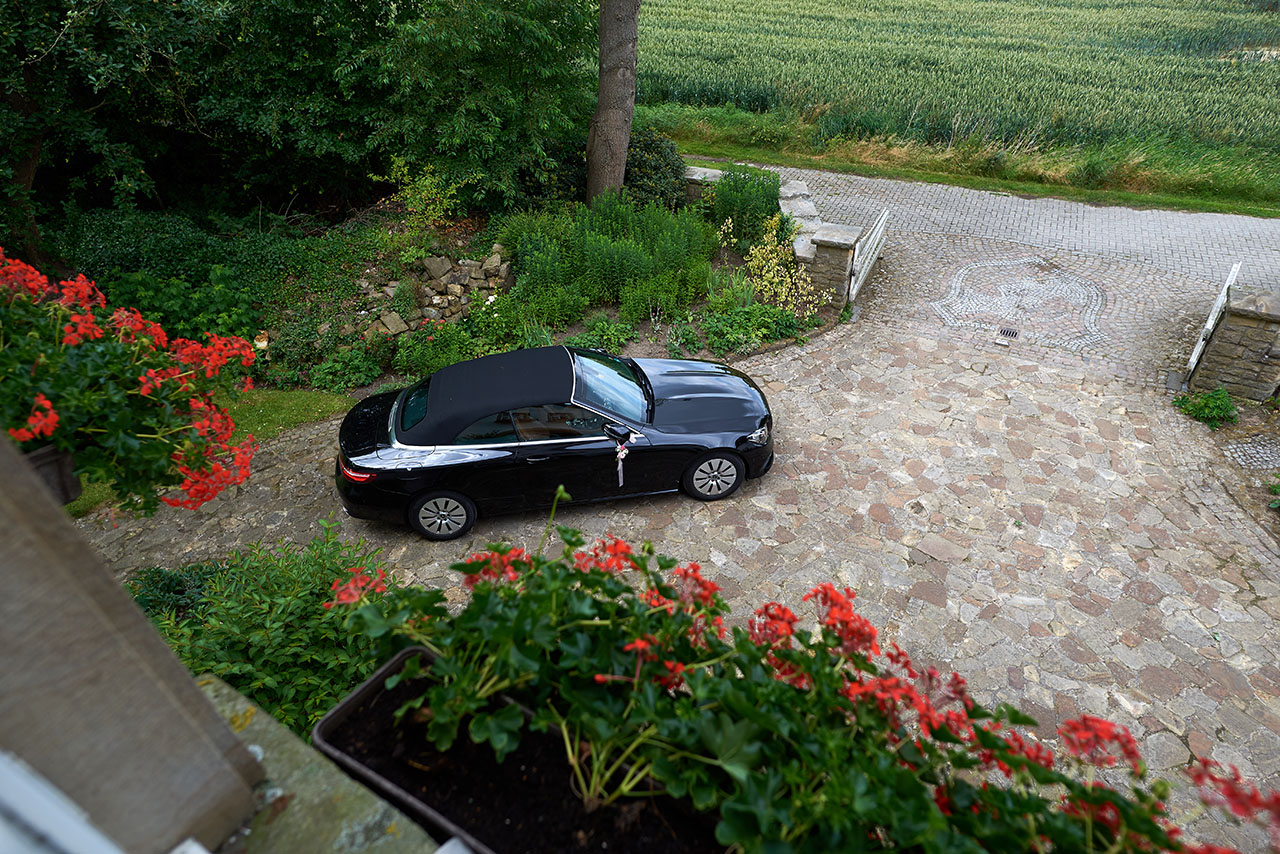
<box><xmin>682</xmin><ymin>451</ymin><xmax>745</xmax><ymax>501</ymax></box>
<box><xmin>408</xmin><ymin>491</ymin><xmax>477</xmax><ymax>540</ymax></box>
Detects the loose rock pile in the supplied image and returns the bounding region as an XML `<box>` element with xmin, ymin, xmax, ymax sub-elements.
<box><xmin>362</xmin><ymin>244</ymin><xmax>513</xmax><ymax>337</ymax></box>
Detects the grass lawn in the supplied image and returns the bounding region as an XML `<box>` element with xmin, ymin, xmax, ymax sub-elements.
<box><xmin>65</xmin><ymin>388</ymin><xmax>354</xmax><ymax>518</ymax></box>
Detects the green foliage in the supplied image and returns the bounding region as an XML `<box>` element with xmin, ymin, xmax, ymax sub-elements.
<box><xmin>126</xmin><ymin>562</ymin><xmax>230</xmax><ymax>621</ymax></box>
<box><xmin>393</xmin><ymin>320</ymin><xmax>477</xmax><ymax>377</ymax></box>
<box><xmin>102</xmin><ymin>266</ymin><xmax>258</xmax><ymax>340</ymax></box>
<box><xmin>518</xmin><ymin>319</ymin><xmax>554</xmax><ymax>349</ymax></box>
<box><xmin>390</xmin><ymin>278</ymin><xmax>418</xmax><ymax>320</ymax></box>
<box><xmin>263</xmin><ymin>314</ymin><xmax>346</xmax><ymax>387</ymax></box>
<box><xmin>59</xmin><ymin>208</ymin><xmax>381</xmax><ymax>322</ymax></box>
<box><xmin>1172</xmin><ymin>387</ymin><xmax>1238</xmax><ymax>430</ymax></box>
<box><xmin>707</xmin><ymin>167</ymin><xmax>782</xmax><ymax>252</ymax></box>
<box><xmin>702</xmin><ymin>303</ymin><xmax>798</xmax><ymax>356</ymax></box>
<box><xmin>624</xmin><ymin>127</ymin><xmax>688</xmax><ymax>210</ymax></box>
<box><xmin>311</xmin><ymin>346</ymin><xmax>384</xmax><ymax>393</ymax></box>
<box><xmin>339</xmin><ymin>525</ymin><xmax>1190</xmax><ymax>851</ymax></box>
<box><xmin>499</xmin><ymin>193</ymin><xmax>718</xmax><ymax>329</ymax></box>
<box><xmin>745</xmin><ymin>214</ymin><xmax>823</xmax><ymax>319</ymax></box>
<box><xmin>142</xmin><ymin>525</ymin><xmax>393</xmax><ymax>736</ymax></box>
<box><xmin>620</xmin><ymin>271</ymin><xmax>694</xmax><ymax>324</ymax></box>
<box><xmin>465</xmin><ymin>292</ymin><xmax>524</xmax><ymax>351</ymax></box>
<box><xmin>665</xmin><ymin>317</ymin><xmax>702</xmax><ymax>356</ymax></box>
<box><xmin>564</xmin><ymin>312</ymin><xmax>637</xmax><ymax>352</ymax></box>
<box><xmin>374</xmin><ymin>158</ymin><xmax>459</xmax><ymax>233</ymax></box>
<box><xmin>706</xmin><ymin>267</ymin><xmax>755</xmax><ymax>314</ymax></box>
<box><xmin>350</xmin><ymin>0</ymin><xmax>597</xmax><ymax>206</ymax></box>
<box><xmin>1269</xmin><ymin>474</ymin><xmax>1280</xmax><ymax>511</ymax></box>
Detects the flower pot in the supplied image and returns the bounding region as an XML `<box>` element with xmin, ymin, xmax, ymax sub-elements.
<box><xmin>24</xmin><ymin>445</ymin><xmax>81</xmax><ymax>505</ymax></box>
<box><xmin>313</xmin><ymin>647</ymin><xmax>721</xmax><ymax>854</ymax></box>
<box><xmin>314</xmin><ymin>647</ymin><xmax>495</xmax><ymax>854</ymax></box>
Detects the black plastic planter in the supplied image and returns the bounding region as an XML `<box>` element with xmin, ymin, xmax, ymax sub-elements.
<box><xmin>25</xmin><ymin>445</ymin><xmax>81</xmax><ymax>505</ymax></box>
<box><xmin>313</xmin><ymin>646</ymin><xmax>498</xmax><ymax>854</ymax></box>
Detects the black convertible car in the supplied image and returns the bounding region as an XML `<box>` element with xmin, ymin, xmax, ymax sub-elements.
<box><xmin>335</xmin><ymin>346</ymin><xmax>774</xmax><ymax>539</ymax></box>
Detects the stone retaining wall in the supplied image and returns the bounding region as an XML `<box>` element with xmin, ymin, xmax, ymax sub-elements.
<box><xmin>1190</xmin><ymin>289</ymin><xmax>1280</xmax><ymax>401</ymax></box>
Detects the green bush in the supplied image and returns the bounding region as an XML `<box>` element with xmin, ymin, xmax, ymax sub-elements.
<box><xmin>63</xmin><ymin>209</ymin><xmax>226</xmax><ymax>285</ymax></box>
<box><xmin>127</xmin><ymin>562</ymin><xmax>230</xmax><ymax>621</ymax></box>
<box><xmin>311</xmin><ymin>346</ymin><xmax>383</xmax><ymax>392</ymax></box>
<box><xmin>497</xmin><ymin>194</ymin><xmax>716</xmax><ymax>324</ymax></box>
<box><xmin>390</xmin><ymin>278</ymin><xmax>418</xmax><ymax>320</ymax></box>
<box><xmin>102</xmin><ymin>265</ymin><xmax>259</xmax><ymax>340</ymax></box>
<box><xmin>564</xmin><ymin>311</ymin><xmax>637</xmax><ymax>352</ymax></box>
<box><xmin>58</xmin><ymin>207</ymin><xmax>384</xmax><ymax>328</ymax></box>
<box><xmin>518</xmin><ymin>319</ymin><xmax>554</xmax><ymax>349</ymax></box>
<box><xmin>620</xmin><ymin>272</ymin><xmax>686</xmax><ymax>324</ymax></box>
<box><xmin>139</xmin><ymin>525</ymin><xmax>393</xmax><ymax>736</ymax></box>
<box><xmin>708</xmin><ymin>166</ymin><xmax>781</xmax><ymax>252</ymax></box>
<box><xmin>576</xmin><ymin>231</ymin><xmax>653</xmax><ymax>304</ymax></box>
<box><xmin>666</xmin><ymin>317</ymin><xmax>702</xmax><ymax>356</ymax></box>
<box><xmin>262</xmin><ymin>313</ymin><xmax>346</xmax><ymax>387</ymax></box>
<box><xmin>466</xmin><ymin>291</ymin><xmax>525</xmax><ymax>351</ymax></box>
<box><xmin>1269</xmin><ymin>474</ymin><xmax>1280</xmax><ymax>511</ymax></box>
<box><xmin>624</xmin><ymin>127</ymin><xmax>687</xmax><ymax>210</ymax></box>
<box><xmin>706</xmin><ymin>267</ymin><xmax>755</xmax><ymax>313</ymax></box>
<box><xmin>393</xmin><ymin>320</ymin><xmax>478</xmax><ymax>377</ymax></box>
<box><xmin>1172</xmin><ymin>387</ymin><xmax>1238</xmax><ymax>430</ymax></box>
<box><xmin>702</xmin><ymin>303</ymin><xmax>798</xmax><ymax>356</ymax></box>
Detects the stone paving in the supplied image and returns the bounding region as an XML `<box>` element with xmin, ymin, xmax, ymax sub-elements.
<box><xmin>773</xmin><ymin>166</ymin><xmax>1280</xmax><ymax>291</ymax></box>
<box><xmin>78</xmin><ymin>173</ymin><xmax>1280</xmax><ymax>847</ymax></box>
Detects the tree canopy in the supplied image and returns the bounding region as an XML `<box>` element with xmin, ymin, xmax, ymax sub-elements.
<box><xmin>2</xmin><ymin>0</ymin><xmax>599</xmax><ymax>252</ymax></box>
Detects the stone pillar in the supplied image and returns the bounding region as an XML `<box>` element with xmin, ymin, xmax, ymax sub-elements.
<box><xmin>804</xmin><ymin>224</ymin><xmax>863</xmax><ymax>307</ymax></box>
<box><xmin>683</xmin><ymin>165</ymin><xmax>722</xmax><ymax>203</ymax></box>
<box><xmin>1189</xmin><ymin>290</ymin><xmax>1280</xmax><ymax>401</ymax></box>
<box><xmin>0</xmin><ymin>439</ymin><xmax>262</xmax><ymax>853</ymax></box>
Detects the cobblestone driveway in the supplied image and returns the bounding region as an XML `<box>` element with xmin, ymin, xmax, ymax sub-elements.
<box><xmin>80</xmin><ymin>173</ymin><xmax>1280</xmax><ymax>846</ymax></box>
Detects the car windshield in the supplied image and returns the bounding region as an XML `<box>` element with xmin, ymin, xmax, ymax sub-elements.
<box><xmin>398</xmin><ymin>377</ymin><xmax>430</xmax><ymax>433</ymax></box>
<box><xmin>571</xmin><ymin>349</ymin><xmax>648</xmax><ymax>423</ymax></box>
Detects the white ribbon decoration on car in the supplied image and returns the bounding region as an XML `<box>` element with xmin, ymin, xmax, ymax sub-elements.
<box><xmin>616</xmin><ymin>441</ymin><xmax>629</xmax><ymax>487</ymax></box>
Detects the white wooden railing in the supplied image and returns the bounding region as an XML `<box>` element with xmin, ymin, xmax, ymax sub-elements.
<box><xmin>1184</xmin><ymin>262</ymin><xmax>1240</xmax><ymax>385</ymax></box>
<box><xmin>849</xmin><ymin>208</ymin><xmax>889</xmax><ymax>302</ymax></box>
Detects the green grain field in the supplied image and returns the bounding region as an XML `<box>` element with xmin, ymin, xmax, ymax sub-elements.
<box><xmin>637</xmin><ymin>0</ymin><xmax>1280</xmax><ymax>202</ymax></box>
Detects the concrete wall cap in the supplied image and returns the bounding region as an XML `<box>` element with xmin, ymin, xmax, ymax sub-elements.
<box><xmin>684</xmin><ymin>166</ymin><xmax>723</xmax><ymax>184</ymax></box>
<box><xmin>812</xmin><ymin>224</ymin><xmax>864</xmax><ymax>249</ymax></box>
<box><xmin>779</xmin><ymin>180</ymin><xmax>809</xmax><ymax>199</ymax></box>
<box><xmin>793</xmin><ymin>236</ymin><xmax>816</xmax><ymax>263</ymax></box>
<box><xmin>1229</xmin><ymin>292</ymin><xmax>1280</xmax><ymax>322</ymax></box>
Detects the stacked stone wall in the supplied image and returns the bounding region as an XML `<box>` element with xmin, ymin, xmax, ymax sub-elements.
<box><xmin>1190</xmin><ymin>291</ymin><xmax>1280</xmax><ymax>401</ymax></box>
<box><xmin>362</xmin><ymin>247</ymin><xmax>513</xmax><ymax>336</ymax></box>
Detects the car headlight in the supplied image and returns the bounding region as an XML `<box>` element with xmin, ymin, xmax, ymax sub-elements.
<box><xmin>746</xmin><ymin>424</ymin><xmax>770</xmax><ymax>446</ymax></box>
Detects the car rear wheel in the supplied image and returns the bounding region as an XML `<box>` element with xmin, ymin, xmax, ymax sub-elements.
<box><xmin>408</xmin><ymin>491</ymin><xmax>477</xmax><ymax>540</ymax></box>
<box><xmin>682</xmin><ymin>451</ymin><xmax>745</xmax><ymax>501</ymax></box>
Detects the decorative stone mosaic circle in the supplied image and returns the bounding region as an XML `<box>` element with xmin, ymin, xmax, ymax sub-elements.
<box><xmin>930</xmin><ymin>257</ymin><xmax>1108</xmax><ymax>352</ymax></box>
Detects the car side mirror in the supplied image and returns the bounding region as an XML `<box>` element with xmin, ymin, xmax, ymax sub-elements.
<box><xmin>603</xmin><ymin>422</ymin><xmax>631</xmax><ymax>443</ymax></box>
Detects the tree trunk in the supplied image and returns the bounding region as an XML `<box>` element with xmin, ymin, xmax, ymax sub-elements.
<box><xmin>4</xmin><ymin>65</ymin><xmax>47</xmax><ymax>265</ymax></box>
<box><xmin>585</xmin><ymin>0</ymin><xmax>641</xmax><ymax>205</ymax></box>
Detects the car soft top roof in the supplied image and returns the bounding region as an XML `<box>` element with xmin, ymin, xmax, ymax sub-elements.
<box><xmin>398</xmin><ymin>345</ymin><xmax>575</xmax><ymax>446</ymax></box>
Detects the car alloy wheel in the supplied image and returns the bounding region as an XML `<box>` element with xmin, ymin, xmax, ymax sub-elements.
<box><xmin>683</xmin><ymin>452</ymin><xmax>745</xmax><ymax>501</ymax></box>
<box><xmin>408</xmin><ymin>491</ymin><xmax>477</xmax><ymax>541</ymax></box>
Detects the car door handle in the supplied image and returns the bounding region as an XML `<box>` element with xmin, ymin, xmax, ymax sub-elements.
<box><xmin>526</xmin><ymin>456</ymin><xmax>551</xmax><ymax>463</ymax></box>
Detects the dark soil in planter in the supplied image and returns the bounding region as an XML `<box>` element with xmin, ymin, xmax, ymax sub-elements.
<box><xmin>327</xmin><ymin>677</ymin><xmax>725</xmax><ymax>854</ymax></box>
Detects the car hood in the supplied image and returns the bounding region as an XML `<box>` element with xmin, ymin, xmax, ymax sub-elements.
<box><xmin>338</xmin><ymin>390</ymin><xmax>398</xmax><ymax>457</ymax></box>
<box><xmin>634</xmin><ymin>358</ymin><xmax>769</xmax><ymax>434</ymax></box>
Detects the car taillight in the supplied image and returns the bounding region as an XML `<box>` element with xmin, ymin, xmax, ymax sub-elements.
<box><xmin>339</xmin><ymin>456</ymin><xmax>376</xmax><ymax>482</ymax></box>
